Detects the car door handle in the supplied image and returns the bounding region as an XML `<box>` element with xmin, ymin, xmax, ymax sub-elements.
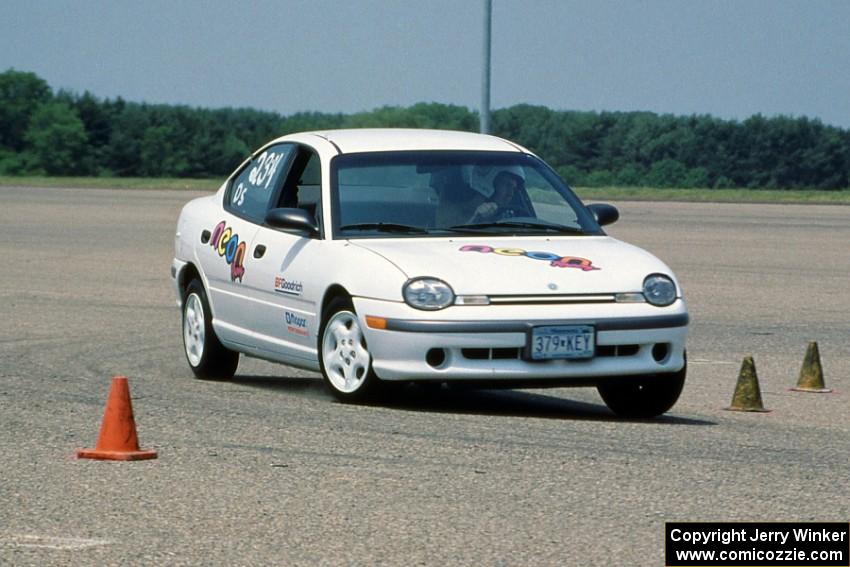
<box><xmin>201</xmin><ymin>230</ymin><xmax>211</xmax><ymax>244</ymax></box>
<box><xmin>253</xmin><ymin>244</ymin><xmax>267</xmax><ymax>259</ymax></box>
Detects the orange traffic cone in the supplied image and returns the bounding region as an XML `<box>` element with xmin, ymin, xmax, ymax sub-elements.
<box><xmin>77</xmin><ymin>376</ymin><xmax>157</xmax><ymax>461</ymax></box>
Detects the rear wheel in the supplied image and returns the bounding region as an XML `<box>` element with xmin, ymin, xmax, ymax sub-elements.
<box><xmin>319</xmin><ymin>297</ymin><xmax>381</xmax><ymax>401</ymax></box>
<box><xmin>597</xmin><ymin>356</ymin><xmax>686</xmax><ymax>418</ymax></box>
<box><xmin>182</xmin><ymin>279</ymin><xmax>239</xmax><ymax>380</ymax></box>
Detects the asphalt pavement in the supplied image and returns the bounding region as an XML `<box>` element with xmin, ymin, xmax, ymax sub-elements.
<box><xmin>0</xmin><ymin>186</ymin><xmax>847</xmax><ymax>566</ymax></box>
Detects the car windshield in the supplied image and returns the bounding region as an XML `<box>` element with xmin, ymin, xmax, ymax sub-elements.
<box><xmin>331</xmin><ymin>151</ymin><xmax>602</xmax><ymax>238</ymax></box>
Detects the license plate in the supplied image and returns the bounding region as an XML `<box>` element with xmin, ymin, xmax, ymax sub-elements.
<box><xmin>529</xmin><ymin>325</ymin><xmax>595</xmax><ymax>360</ymax></box>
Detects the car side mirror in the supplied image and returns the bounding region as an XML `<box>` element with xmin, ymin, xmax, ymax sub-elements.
<box><xmin>265</xmin><ymin>207</ymin><xmax>319</xmax><ymax>235</ymax></box>
<box><xmin>586</xmin><ymin>203</ymin><xmax>619</xmax><ymax>227</ymax></box>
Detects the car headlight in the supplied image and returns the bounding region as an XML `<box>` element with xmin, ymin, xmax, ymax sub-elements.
<box><xmin>403</xmin><ymin>277</ymin><xmax>455</xmax><ymax>310</ymax></box>
<box><xmin>643</xmin><ymin>274</ymin><xmax>677</xmax><ymax>307</ymax></box>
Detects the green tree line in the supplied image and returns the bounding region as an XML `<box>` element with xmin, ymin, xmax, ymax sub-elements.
<box><xmin>2</xmin><ymin>69</ymin><xmax>848</xmax><ymax>189</ymax></box>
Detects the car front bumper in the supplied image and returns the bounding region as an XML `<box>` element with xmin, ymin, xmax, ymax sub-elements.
<box><xmin>353</xmin><ymin>297</ymin><xmax>688</xmax><ymax>383</ymax></box>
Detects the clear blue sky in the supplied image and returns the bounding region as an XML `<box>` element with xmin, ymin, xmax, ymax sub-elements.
<box><xmin>3</xmin><ymin>0</ymin><xmax>850</xmax><ymax>128</ymax></box>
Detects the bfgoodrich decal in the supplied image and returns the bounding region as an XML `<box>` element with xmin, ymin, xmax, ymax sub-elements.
<box><xmin>274</xmin><ymin>276</ymin><xmax>303</xmax><ymax>296</ymax></box>
<box><xmin>459</xmin><ymin>244</ymin><xmax>600</xmax><ymax>271</ymax></box>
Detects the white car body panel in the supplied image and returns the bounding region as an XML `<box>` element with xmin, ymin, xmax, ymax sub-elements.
<box><xmin>313</xmin><ymin>128</ymin><xmax>527</xmax><ymax>154</ymax></box>
<box><xmin>350</xmin><ymin>236</ymin><xmax>682</xmax><ymax>295</ymax></box>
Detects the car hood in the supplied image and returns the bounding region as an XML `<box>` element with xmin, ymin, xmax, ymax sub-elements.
<box><xmin>351</xmin><ymin>236</ymin><xmax>678</xmax><ymax>296</ymax></box>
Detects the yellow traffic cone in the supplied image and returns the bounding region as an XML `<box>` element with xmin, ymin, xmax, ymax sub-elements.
<box><xmin>792</xmin><ymin>342</ymin><xmax>832</xmax><ymax>393</ymax></box>
<box><xmin>725</xmin><ymin>356</ymin><xmax>770</xmax><ymax>412</ymax></box>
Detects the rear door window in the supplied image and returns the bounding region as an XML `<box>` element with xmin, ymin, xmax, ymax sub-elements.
<box><xmin>225</xmin><ymin>144</ymin><xmax>295</xmax><ymax>223</ymax></box>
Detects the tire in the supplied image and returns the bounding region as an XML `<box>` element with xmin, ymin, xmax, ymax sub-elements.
<box><xmin>597</xmin><ymin>356</ymin><xmax>686</xmax><ymax>418</ymax></box>
<box><xmin>318</xmin><ymin>297</ymin><xmax>381</xmax><ymax>402</ymax></box>
<box><xmin>182</xmin><ymin>278</ymin><xmax>239</xmax><ymax>380</ymax></box>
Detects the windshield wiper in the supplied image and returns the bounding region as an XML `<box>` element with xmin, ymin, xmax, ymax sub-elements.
<box><xmin>449</xmin><ymin>220</ymin><xmax>587</xmax><ymax>234</ymax></box>
<box><xmin>339</xmin><ymin>222</ymin><xmax>429</xmax><ymax>234</ymax></box>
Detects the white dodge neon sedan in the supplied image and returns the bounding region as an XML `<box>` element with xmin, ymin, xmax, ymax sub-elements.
<box><xmin>173</xmin><ymin>129</ymin><xmax>688</xmax><ymax>417</ymax></box>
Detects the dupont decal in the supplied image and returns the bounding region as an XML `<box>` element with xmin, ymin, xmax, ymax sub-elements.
<box><xmin>459</xmin><ymin>244</ymin><xmax>600</xmax><ymax>271</ymax></box>
<box><xmin>210</xmin><ymin>221</ymin><xmax>247</xmax><ymax>281</ymax></box>
<box><xmin>274</xmin><ymin>276</ymin><xmax>303</xmax><ymax>296</ymax></box>
<box><xmin>285</xmin><ymin>311</ymin><xmax>309</xmax><ymax>337</ymax></box>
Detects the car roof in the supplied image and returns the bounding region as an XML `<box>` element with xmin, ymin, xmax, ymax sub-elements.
<box><xmin>277</xmin><ymin>128</ymin><xmax>529</xmax><ymax>155</ymax></box>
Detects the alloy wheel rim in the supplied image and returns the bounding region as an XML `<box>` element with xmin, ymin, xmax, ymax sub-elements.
<box><xmin>183</xmin><ymin>293</ymin><xmax>206</xmax><ymax>367</ymax></box>
<box><xmin>322</xmin><ymin>311</ymin><xmax>371</xmax><ymax>393</ymax></box>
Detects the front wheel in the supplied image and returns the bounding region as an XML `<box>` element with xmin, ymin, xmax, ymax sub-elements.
<box><xmin>597</xmin><ymin>357</ymin><xmax>686</xmax><ymax>418</ymax></box>
<box><xmin>182</xmin><ymin>279</ymin><xmax>239</xmax><ymax>380</ymax></box>
<box><xmin>319</xmin><ymin>297</ymin><xmax>381</xmax><ymax>402</ymax></box>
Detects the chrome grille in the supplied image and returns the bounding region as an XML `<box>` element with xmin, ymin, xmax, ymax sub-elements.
<box><xmin>487</xmin><ymin>294</ymin><xmax>616</xmax><ymax>305</ymax></box>
<box><xmin>459</xmin><ymin>344</ymin><xmax>639</xmax><ymax>361</ymax></box>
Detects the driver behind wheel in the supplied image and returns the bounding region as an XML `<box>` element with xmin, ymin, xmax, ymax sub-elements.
<box><xmin>467</xmin><ymin>167</ymin><xmax>526</xmax><ymax>223</ymax></box>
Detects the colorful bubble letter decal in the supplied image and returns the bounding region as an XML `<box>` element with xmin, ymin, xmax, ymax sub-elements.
<box><xmin>459</xmin><ymin>244</ymin><xmax>600</xmax><ymax>271</ymax></box>
<box><xmin>210</xmin><ymin>221</ymin><xmax>247</xmax><ymax>281</ymax></box>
